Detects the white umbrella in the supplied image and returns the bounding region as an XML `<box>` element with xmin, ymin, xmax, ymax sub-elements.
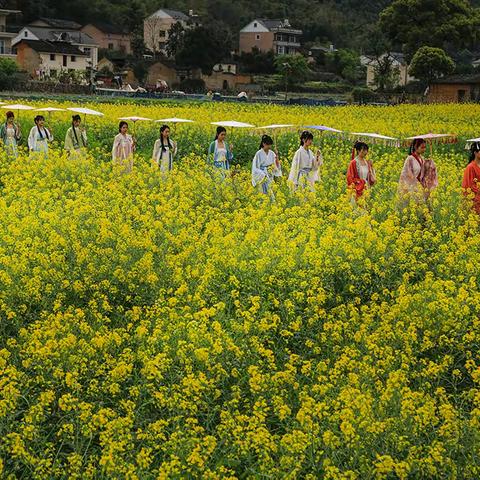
<box><xmin>2</xmin><ymin>103</ymin><xmax>34</xmax><ymax>120</ymax></box>
<box><xmin>305</xmin><ymin>125</ymin><xmax>343</xmax><ymax>134</ymax></box>
<box><xmin>36</xmin><ymin>107</ymin><xmax>66</xmax><ymax>112</ymax></box>
<box><xmin>118</xmin><ymin>116</ymin><xmax>153</xmax><ymax>134</ymax></box>
<box><xmin>466</xmin><ymin>137</ymin><xmax>480</xmax><ymax>149</ymax></box>
<box><xmin>256</xmin><ymin>124</ymin><xmax>294</xmax><ymax>129</ymax></box>
<box><xmin>405</xmin><ymin>133</ymin><xmax>457</xmax><ymax>154</ymax></box>
<box><xmin>155</xmin><ymin>117</ymin><xmax>194</xmax><ymax>124</ymax></box>
<box><xmin>211</xmin><ymin>121</ymin><xmax>255</xmax><ymax>128</ymax></box>
<box><xmin>351</xmin><ymin>132</ymin><xmax>400</xmax><ymax>146</ymax></box>
<box><xmin>67</xmin><ymin>107</ymin><xmax>104</xmax><ymax>127</ymax></box>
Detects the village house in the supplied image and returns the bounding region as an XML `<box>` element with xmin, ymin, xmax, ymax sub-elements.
<box><xmin>15</xmin><ymin>39</ymin><xmax>89</xmax><ymax>78</ymax></box>
<box><xmin>13</xmin><ymin>24</ymin><xmax>98</xmax><ymax>69</ymax></box>
<box><xmin>143</xmin><ymin>9</ymin><xmax>201</xmax><ymax>56</ymax></box>
<box><xmin>361</xmin><ymin>52</ymin><xmax>415</xmax><ymax>89</ymax></box>
<box><xmin>428</xmin><ymin>74</ymin><xmax>480</xmax><ymax>103</ymax></box>
<box><xmin>239</xmin><ymin>19</ymin><xmax>302</xmax><ymax>55</ymax></box>
<box><xmin>81</xmin><ymin>22</ymin><xmax>132</xmax><ymax>54</ymax></box>
<box><xmin>0</xmin><ymin>7</ymin><xmax>20</xmax><ymax>59</ymax></box>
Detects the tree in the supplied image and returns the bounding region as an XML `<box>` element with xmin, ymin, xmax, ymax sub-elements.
<box><xmin>0</xmin><ymin>58</ymin><xmax>19</xmax><ymax>76</ymax></box>
<box><xmin>325</xmin><ymin>49</ymin><xmax>361</xmax><ymax>83</ymax></box>
<box><xmin>236</xmin><ymin>48</ymin><xmax>275</xmax><ymax>74</ymax></box>
<box><xmin>373</xmin><ymin>54</ymin><xmax>401</xmax><ymax>91</ymax></box>
<box><xmin>408</xmin><ymin>46</ymin><xmax>455</xmax><ymax>83</ymax></box>
<box><xmin>166</xmin><ymin>22</ymin><xmax>186</xmax><ymax>59</ymax></box>
<box><xmin>379</xmin><ymin>0</ymin><xmax>480</xmax><ymax>60</ymax></box>
<box><xmin>274</xmin><ymin>54</ymin><xmax>310</xmax><ymax>87</ymax></box>
<box><xmin>175</xmin><ymin>22</ymin><xmax>233</xmax><ymax>75</ymax></box>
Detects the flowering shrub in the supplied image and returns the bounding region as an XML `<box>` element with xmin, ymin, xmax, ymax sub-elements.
<box><xmin>0</xmin><ymin>101</ymin><xmax>479</xmax><ymax>478</ymax></box>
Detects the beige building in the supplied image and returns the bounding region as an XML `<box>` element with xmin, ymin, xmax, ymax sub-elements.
<box><xmin>13</xmin><ymin>26</ymin><xmax>98</xmax><ymax>69</ymax></box>
<box><xmin>0</xmin><ymin>8</ymin><xmax>20</xmax><ymax>59</ymax></box>
<box><xmin>239</xmin><ymin>19</ymin><xmax>302</xmax><ymax>55</ymax></box>
<box><xmin>144</xmin><ymin>8</ymin><xmax>201</xmax><ymax>55</ymax></box>
<box><xmin>81</xmin><ymin>23</ymin><xmax>132</xmax><ymax>54</ymax></box>
<box><xmin>15</xmin><ymin>39</ymin><xmax>89</xmax><ymax>78</ymax></box>
<box><xmin>362</xmin><ymin>52</ymin><xmax>415</xmax><ymax>89</ymax></box>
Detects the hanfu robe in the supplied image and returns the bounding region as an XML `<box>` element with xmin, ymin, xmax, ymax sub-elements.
<box><xmin>251</xmin><ymin>149</ymin><xmax>282</xmax><ymax>194</ymax></box>
<box><xmin>462</xmin><ymin>161</ymin><xmax>480</xmax><ymax>214</ymax></box>
<box><xmin>65</xmin><ymin>126</ymin><xmax>87</xmax><ymax>158</ymax></box>
<box><xmin>347</xmin><ymin>156</ymin><xmax>376</xmax><ymax>200</ymax></box>
<box><xmin>28</xmin><ymin>126</ymin><xmax>53</xmax><ymax>159</ymax></box>
<box><xmin>288</xmin><ymin>146</ymin><xmax>323</xmax><ymax>191</ymax></box>
<box><xmin>112</xmin><ymin>133</ymin><xmax>135</xmax><ymax>173</ymax></box>
<box><xmin>398</xmin><ymin>153</ymin><xmax>438</xmax><ymax>205</ymax></box>
<box><xmin>153</xmin><ymin>138</ymin><xmax>177</xmax><ymax>172</ymax></box>
<box><xmin>208</xmin><ymin>140</ymin><xmax>233</xmax><ymax>170</ymax></box>
<box><xmin>0</xmin><ymin>122</ymin><xmax>21</xmax><ymax>158</ymax></box>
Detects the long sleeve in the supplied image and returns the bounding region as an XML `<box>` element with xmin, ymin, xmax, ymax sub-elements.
<box><xmin>0</xmin><ymin>124</ymin><xmax>5</xmax><ymax>143</ymax></box>
<box><xmin>81</xmin><ymin>129</ymin><xmax>87</xmax><ymax>147</ymax></box>
<box><xmin>272</xmin><ymin>152</ymin><xmax>282</xmax><ymax>177</ymax></box>
<box><xmin>152</xmin><ymin>139</ymin><xmax>160</xmax><ymax>162</ymax></box>
<box><xmin>46</xmin><ymin>128</ymin><xmax>53</xmax><ymax>143</ymax></box>
<box><xmin>288</xmin><ymin>150</ymin><xmax>301</xmax><ymax>185</ymax></box>
<box><xmin>422</xmin><ymin>159</ymin><xmax>438</xmax><ymax>190</ymax></box>
<box><xmin>251</xmin><ymin>151</ymin><xmax>266</xmax><ymax>187</ymax></box>
<box><xmin>226</xmin><ymin>142</ymin><xmax>233</xmax><ymax>162</ymax></box>
<box><xmin>462</xmin><ymin>164</ymin><xmax>480</xmax><ymax>194</ymax></box>
<box><xmin>112</xmin><ymin>134</ymin><xmax>121</xmax><ymax>160</ymax></box>
<box><xmin>28</xmin><ymin>127</ymin><xmax>36</xmax><ymax>150</ymax></box>
<box><xmin>207</xmin><ymin>141</ymin><xmax>215</xmax><ymax>164</ymax></box>
<box><xmin>64</xmin><ymin>128</ymin><xmax>74</xmax><ymax>151</ymax></box>
<box><xmin>171</xmin><ymin>140</ymin><xmax>177</xmax><ymax>158</ymax></box>
<box><xmin>347</xmin><ymin>159</ymin><xmax>365</xmax><ymax>197</ymax></box>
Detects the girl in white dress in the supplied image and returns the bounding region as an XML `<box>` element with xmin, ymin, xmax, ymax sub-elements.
<box><xmin>251</xmin><ymin>134</ymin><xmax>282</xmax><ymax>195</ymax></box>
<box><xmin>152</xmin><ymin>124</ymin><xmax>177</xmax><ymax>172</ymax></box>
<box><xmin>28</xmin><ymin>115</ymin><xmax>53</xmax><ymax>159</ymax></box>
<box><xmin>112</xmin><ymin>121</ymin><xmax>136</xmax><ymax>173</ymax></box>
<box><xmin>288</xmin><ymin>130</ymin><xmax>323</xmax><ymax>191</ymax></box>
<box><xmin>0</xmin><ymin>111</ymin><xmax>21</xmax><ymax>158</ymax></box>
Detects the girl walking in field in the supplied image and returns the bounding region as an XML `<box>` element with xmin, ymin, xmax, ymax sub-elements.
<box><xmin>347</xmin><ymin>141</ymin><xmax>376</xmax><ymax>204</ymax></box>
<box><xmin>152</xmin><ymin>124</ymin><xmax>177</xmax><ymax>172</ymax></box>
<box><xmin>462</xmin><ymin>141</ymin><xmax>480</xmax><ymax>215</ymax></box>
<box><xmin>28</xmin><ymin>115</ymin><xmax>53</xmax><ymax>159</ymax></box>
<box><xmin>64</xmin><ymin>114</ymin><xmax>88</xmax><ymax>159</ymax></box>
<box><xmin>112</xmin><ymin>121</ymin><xmax>136</xmax><ymax>173</ymax></box>
<box><xmin>208</xmin><ymin>126</ymin><xmax>233</xmax><ymax>172</ymax></box>
<box><xmin>288</xmin><ymin>130</ymin><xmax>323</xmax><ymax>192</ymax></box>
<box><xmin>0</xmin><ymin>111</ymin><xmax>21</xmax><ymax>158</ymax></box>
<box><xmin>251</xmin><ymin>134</ymin><xmax>282</xmax><ymax>196</ymax></box>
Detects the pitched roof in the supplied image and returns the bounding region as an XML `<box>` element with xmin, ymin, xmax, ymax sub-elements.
<box><xmin>432</xmin><ymin>74</ymin><xmax>480</xmax><ymax>85</ymax></box>
<box><xmin>23</xmin><ymin>26</ymin><xmax>97</xmax><ymax>45</ymax></box>
<box><xmin>150</xmin><ymin>8</ymin><xmax>189</xmax><ymax>21</ymax></box>
<box><xmin>17</xmin><ymin>39</ymin><xmax>87</xmax><ymax>55</ymax></box>
<box><xmin>86</xmin><ymin>22</ymin><xmax>129</xmax><ymax>35</ymax></box>
<box><xmin>34</xmin><ymin>17</ymin><xmax>82</xmax><ymax>30</ymax></box>
<box><xmin>249</xmin><ymin>18</ymin><xmax>302</xmax><ymax>34</ymax></box>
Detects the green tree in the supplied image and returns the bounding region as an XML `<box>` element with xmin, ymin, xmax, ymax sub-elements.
<box><xmin>236</xmin><ymin>47</ymin><xmax>275</xmax><ymax>74</ymax></box>
<box><xmin>325</xmin><ymin>49</ymin><xmax>361</xmax><ymax>83</ymax></box>
<box><xmin>373</xmin><ymin>55</ymin><xmax>401</xmax><ymax>91</ymax></box>
<box><xmin>379</xmin><ymin>0</ymin><xmax>480</xmax><ymax>60</ymax></box>
<box><xmin>408</xmin><ymin>46</ymin><xmax>455</xmax><ymax>83</ymax></box>
<box><xmin>175</xmin><ymin>22</ymin><xmax>233</xmax><ymax>75</ymax></box>
<box><xmin>0</xmin><ymin>58</ymin><xmax>18</xmax><ymax>75</ymax></box>
<box><xmin>274</xmin><ymin>54</ymin><xmax>310</xmax><ymax>87</ymax></box>
<box><xmin>166</xmin><ymin>22</ymin><xmax>186</xmax><ymax>59</ymax></box>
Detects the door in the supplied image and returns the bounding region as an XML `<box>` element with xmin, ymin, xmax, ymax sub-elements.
<box><xmin>458</xmin><ymin>89</ymin><xmax>467</xmax><ymax>102</ymax></box>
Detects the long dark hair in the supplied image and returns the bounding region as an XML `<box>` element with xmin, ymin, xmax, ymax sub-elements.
<box><xmin>409</xmin><ymin>138</ymin><xmax>426</xmax><ymax>155</ymax></box>
<box><xmin>259</xmin><ymin>134</ymin><xmax>273</xmax><ymax>150</ymax></box>
<box><xmin>34</xmin><ymin>115</ymin><xmax>49</xmax><ymax>140</ymax></box>
<box><xmin>159</xmin><ymin>124</ymin><xmax>172</xmax><ymax>153</ymax></box>
<box><xmin>72</xmin><ymin>114</ymin><xmax>81</xmax><ymax>146</ymax></box>
<box><xmin>215</xmin><ymin>126</ymin><xmax>226</xmax><ymax>140</ymax></box>
<box><xmin>352</xmin><ymin>141</ymin><xmax>369</xmax><ymax>160</ymax></box>
<box><xmin>6</xmin><ymin>111</ymin><xmax>14</xmax><ymax>121</ymax></box>
<box><xmin>300</xmin><ymin>130</ymin><xmax>314</xmax><ymax>146</ymax></box>
<box><xmin>119</xmin><ymin>121</ymin><xmax>128</xmax><ymax>133</ymax></box>
<box><xmin>469</xmin><ymin>141</ymin><xmax>480</xmax><ymax>164</ymax></box>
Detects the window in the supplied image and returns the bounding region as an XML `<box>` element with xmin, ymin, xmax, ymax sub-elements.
<box><xmin>49</xmin><ymin>53</ymin><xmax>55</xmax><ymax>61</ymax></box>
<box><xmin>256</xmin><ymin>34</ymin><xmax>260</xmax><ymax>40</ymax></box>
<box><xmin>83</xmin><ymin>47</ymin><xmax>91</xmax><ymax>55</ymax></box>
<box><xmin>289</xmin><ymin>35</ymin><xmax>296</xmax><ymax>43</ymax></box>
<box><xmin>458</xmin><ymin>89</ymin><xmax>467</xmax><ymax>102</ymax></box>
<box><xmin>63</xmin><ymin>55</ymin><xmax>67</xmax><ymax>67</ymax></box>
<box><xmin>277</xmin><ymin>45</ymin><xmax>285</xmax><ymax>55</ymax></box>
<box><xmin>158</xmin><ymin>30</ymin><xmax>166</xmax><ymax>38</ymax></box>
<box><xmin>71</xmin><ymin>55</ymin><xmax>76</xmax><ymax>62</ymax></box>
<box><xmin>108</xmin><ymin>43</ymin><xmax>114</xmax><ymax>49</ymax></box>
<box><xmin>254</xmin><ymin>22</ymin><xmax>257</xmax><ymax>27</ymax></box>
<box><xmin>24</xmin><ymin>30</ymin><xmax>28</xmax><ymax>37</ymax></box>
<box><xmin>227</xmin><ymin>65</ymin><xmax>231</xmax><ymax>72</ymax></box>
